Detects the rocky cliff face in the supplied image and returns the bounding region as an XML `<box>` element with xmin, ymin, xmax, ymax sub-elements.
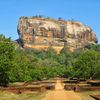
<box><xmin>17</xmin><ymin>16</ymin><xmax>98</xmax><ymax>52</ymax></box>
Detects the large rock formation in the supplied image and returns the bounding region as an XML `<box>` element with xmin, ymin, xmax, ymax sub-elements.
<box><xmin>17</xmin><ymin>16</ymin><xmax>98</xmax><ymax>52</ymax></box>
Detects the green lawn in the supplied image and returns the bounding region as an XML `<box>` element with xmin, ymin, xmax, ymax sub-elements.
<box><xmin>0</xmin><ymin>91</ymin><xmax>46</xmax><ymax>100</ymax></box>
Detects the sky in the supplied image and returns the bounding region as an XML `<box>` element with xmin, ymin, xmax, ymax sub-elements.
<box><xmin>0</xmin><ymin>0</ymin><xmax>100</xmax><ymax>43</ymax></box>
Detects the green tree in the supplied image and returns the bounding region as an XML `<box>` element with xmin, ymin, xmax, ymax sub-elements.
<box><xmin>59</xmin><ymin>47</ymin><xmax>72</xmax><ymax>66</ymax></box>
<box><xmin>0</xmin><ymin>34</ymin><xmax>15</xmax><ymax>86</ymax></box>
<box><xmin>85</xmin><ymin>44</ymin><xmax>100</xmax><ymax>52</ymax></box>
<box><xmin>74</xmin><ymin>50</ymin><xmax>100</xmax><ymax>79</ymax></box>
<box><xmin>10</xmin><ymin>49</ymin><xmax>33</xmax><ymax>82</ymax></box>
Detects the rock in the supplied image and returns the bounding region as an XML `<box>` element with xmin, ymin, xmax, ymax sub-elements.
<box><xmin>17</xmin><ymin>16</ymin><xmax>98</xmax><ymax>53</ymax></box>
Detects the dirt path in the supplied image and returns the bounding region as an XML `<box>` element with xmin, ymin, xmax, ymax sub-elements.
<box><xmin>42</xmin><ymin>80</ymin><xmax>82</xmax><ymax>100</ymax></box>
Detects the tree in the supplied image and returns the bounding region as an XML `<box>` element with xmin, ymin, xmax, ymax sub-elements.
<box><xmin>59</xmin><ymin>47</ymin><xmax>73</xmax><ymax>66</ymax></box>
<box><xmin>85</xmin><ymin>44</ymin><xmax>100</xmax><ymax>52</ymax></box>
<box><xmin>0</xmin><ymin>34</ymin><xmax>15</xmax><ymax>86</ymax></box>
<box><xmin>74</xmin><ymin>50</ymin><xmax>100</xmax><ymax>79</ymax></box>
<box><xmin>46</xmin><ymin>47</ymin><xmax>57</xmax><ymax>58</ymax></box>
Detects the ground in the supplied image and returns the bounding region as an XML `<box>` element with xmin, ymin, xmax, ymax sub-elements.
<box><xmin>0</xmin><ymin>91</ymin><xmax>45</xmax><ymax>100</ymax></box>
<box><xmin>0</xmin><ymin>79</ymin><xmax>99</xmax><ymax>100</ymax></box>
<box><xmin>42</xmin><ymin>80</ymin><xmax>82</xmax><ymax>100</ymax></box>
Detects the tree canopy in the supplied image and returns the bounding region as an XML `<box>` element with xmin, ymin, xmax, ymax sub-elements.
<box><xmin>0</xmin><ymin>34</ymin><xmax>100</xmax><ymax>86</ymax></box>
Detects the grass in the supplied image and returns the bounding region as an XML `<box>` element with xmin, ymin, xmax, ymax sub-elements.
<box><xmin>0</xmin><ymin>91</ymin><xmax>46</xmax><ymax>100</ymax></box>
<box><xmin>79</xmin><ymin>91</ymin><xmax>100</xmax><ymax>100</ymax></box>
<box><xmin>0</xmin><ymin>89</ymin><xmax>99</xmax><ymax>100</ymax></box>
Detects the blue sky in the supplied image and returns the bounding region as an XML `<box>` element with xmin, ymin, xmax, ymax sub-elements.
<box><xmin>0</xmin><ymin>0</ymin><xmax>100</xmax><ymax>43</ymax></box>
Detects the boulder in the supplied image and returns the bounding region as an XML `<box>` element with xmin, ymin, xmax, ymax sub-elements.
<box><xmin>17</xmin><ymin>16</ymin><xmax>98</xmax><ymax>53</ymax></box>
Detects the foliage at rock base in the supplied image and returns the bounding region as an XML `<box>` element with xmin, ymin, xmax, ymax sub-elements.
<box><xmin>0</xmin><ymin>34</ymin><xmax>100</xmax><ymax>86</ymax></box>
